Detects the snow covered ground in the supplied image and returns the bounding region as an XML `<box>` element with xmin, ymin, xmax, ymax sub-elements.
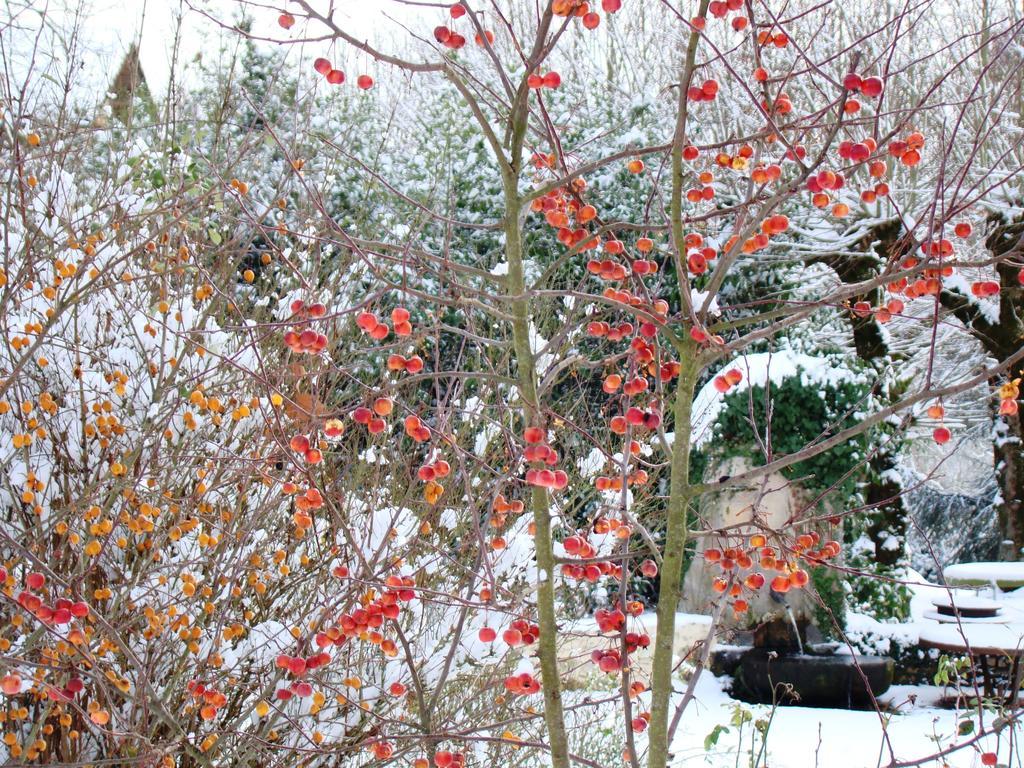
<box><xmin>665</xmin><ymin>576</ymin><xmax>1024</xmax><ymax>767</ymax></box>
<box><xmin>556</xmin><ymin>581</ymin><xmax>1022</xmax><ymax>766</ymax></box>
<box><xmin>670</xmin><ymin>675</ymin><xmax>1005</xmax><ymax>768</ymax></box>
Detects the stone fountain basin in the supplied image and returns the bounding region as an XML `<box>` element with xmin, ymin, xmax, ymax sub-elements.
<box><xmin>728</xmin><ymin>646</ymin><xmax>894</xmax><ymax>708</ymax></box>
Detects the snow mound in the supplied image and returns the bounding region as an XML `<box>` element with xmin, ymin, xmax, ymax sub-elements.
<box><xmin>690</xmin><ymin>350</ymin><xmax>862</xmax><ymax>447</ymax></box>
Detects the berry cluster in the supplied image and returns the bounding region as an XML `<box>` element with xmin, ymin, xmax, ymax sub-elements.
<box><xmin>14</xmin><ymin>572</ymin><xmax>90</xmax><ymax>627</ymax></box>
<box><xmin>352</xmin><ymin>397</ymin><xmax>394</xmax><ymax>435</ymax></box>
<box><xmin>705</xmin><ymin>532</ymin><xmax>840</xmax><ymax>615</ymax></box>
<box><xmin>500</xmin><ymin>619</ymin><xmax>540</xmax><ymax>647</ymax></box>
<box><xmin>187</xmin><ymin>680</ymin><xmax>228</xmax><ymax>719</ymax></box>
<box><xmin>522</xmin><ymin>428</ymin><xmax>569</xmax><ymax>490</ymax></box>
<box><xmin>998</xmin><ymin>379</ymin><xmax>1020</xmax><ymax>416</ymax></box>
<box><xmin>356</xmin><ymin>307</ymin><xmax>413</xmax><ymax>340</ymax></box>
<box><xmin>386</xmin><ymin>353</ymin><xmax>425</xmax><ymax>374</ymax></box>
<box><xmin>433</xmin><ymin>3</ymin><xmax>499</xmax><ymax>50</ymax></box>
<box><xmin>551</xmin><ymin>0</ymin><xmax>622</xmax><ymax>30</ymax></box>
<box><xmin>303</xmin><ymin>574</ymin><xmax>418</xmax><ymax>661</ymax></box>
<box><xmin>289</xmin><ymin>433</ymin><xmax>322</xmax><ymax>465</ymax></box>
<box><xmin>503</xmin><ymin>672</ymin><xmax>541</xmax><ymax>695</ymax></box>
<box><xmin>842</xmin><ymin>72</ymin><xmax>885</xmax><ymax>98</ymax></box>
<box><xmin>527</xmin><ymin>71</ymin><xmax>561</xmax><ymax>89</ymax></box>
<box><xmin>313</xmin><ymin>57</ymin><xmax>346</xmax><ymax>85</ymax></box>
<box><xmin>283</xmin><ymin>300</ymin><xmax>328</xmax><ymax>354</ymax></box>
<box><xmin>273</xmin><ymin>652</ymin><xmax>332</xmax><ymax>700</ymax></box>
<box><xmin>711</xmin><ymin>368</ymin><xmax>743</xmax><ymax>393</ymax></box>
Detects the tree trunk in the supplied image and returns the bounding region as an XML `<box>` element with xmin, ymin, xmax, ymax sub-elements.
<box><xmin>989</xmin><ymin>219</ymin><xmax>1024</xmax><ymax>558</ymax></box>
<box><xmin>941</xmin><ymin>216</ymin><xmax>1024</xmax><ymax>557</ymax></box>
<box><xmin>995</xmin><ymin>404</ymin><xmax>1024</xmax><ymax>560</ymax></box>
<box><xmin>645</xmin><ymin>351</ymin><xmax>697</xmax><ymax>768</ymax></box>
<box><xmin>504</xmin><ymin>188</ymin><xmax>570</xmax><ymax>768</ymax></box>
<box><xmin>819</xmin><ymin>220</ymin><xmax>910</xmax><ymax>579</ymax></box>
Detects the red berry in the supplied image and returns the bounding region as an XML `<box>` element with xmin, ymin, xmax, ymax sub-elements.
<box><xmin>523</xmin><ymin>426</ymin><xmax>545</xmax><ymax>444</ymax></box>
<box><xmin>861</xmin><ymin>76</ymin><xmax>884</xmax><ymax>97</ymax></box>
<box><xmin>502</xmin><ymin>628</ymin><xmax>523</xmax><ymax>646</ymax></box>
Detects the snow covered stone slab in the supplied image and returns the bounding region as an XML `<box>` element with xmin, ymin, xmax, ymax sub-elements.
<box><xmin>918</xmin><ymin>623</ymin><xmax>1024</xmax><ymax>655</ymax></box>
<box><xmin>928</xmin><ymin>591</ymin><xmax>1005</xmax><ymax>620</ymax></box>
<box><xmin>922</xmin><ymin>611</ymin><xmax>1008</xmax><ymax>625</ymax></box>
<box><xmin>944</xmin><ymin>562</ymin><xmax>1024</xmax><ymax>589</ymax></box>
<box><xmin>930</xmin><ymin>592</ymin><xmax>1002</xmax><ymax>611</ymax></box>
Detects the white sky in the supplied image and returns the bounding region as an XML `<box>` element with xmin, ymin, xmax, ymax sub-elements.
<box><xmin>3</xmin><ymin>0</ymin><xmax>428</xmax><ymax>105</ymax></box>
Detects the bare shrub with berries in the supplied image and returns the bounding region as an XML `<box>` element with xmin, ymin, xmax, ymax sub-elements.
<box><xmin>1</xmin><ymin>1</ymin><xmax>1023</xmax><ymax>767</ymax></box>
